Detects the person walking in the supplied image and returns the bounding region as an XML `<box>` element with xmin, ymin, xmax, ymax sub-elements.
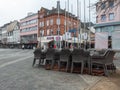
<box><xmin>22</xmin><ymin>44</ymin><xmax>25</xmax><ymax>50</ymax></box>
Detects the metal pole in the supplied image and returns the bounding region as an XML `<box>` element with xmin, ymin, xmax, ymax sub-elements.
<box><xmin>58</xmin><ymin>1</ymin><xmax>60</xmax><ymax>49</ymax></box>
<box><xmin>77</xmin><ymin>0</ymin><xmax>79</xmax><ymax>48</ymax></box>
<box><xmin>84</xmin><ymin>0</ymin><xmax>86</xmax><ymax>50</ymax></box>
<box><xmin>67</xmin><ymin>0</ymin><xmax>69</xmax><ymax>48</ymax></box>
<box><xmin>71</xmin><ymin>4</ymin><xmax>74</xmax><ymax>47</ymax></box>
<box><xmin>89</xmin><ymin>0</ymin><xmax>91</xmax><ymax>49</ymax></box>
<box><xmin>65</xmin><ymin>1</ymin><xmax>67</xmax><ymax>48</ymax></box>
<box><xmin>79</xmin><ymin>1</ymin><xmax>81</xmax><ymax>48</ymax></box>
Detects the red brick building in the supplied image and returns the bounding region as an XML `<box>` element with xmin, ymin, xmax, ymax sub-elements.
<box><xmin>38</xmin><ymin>1</ymin><xmax>80</xmax><ymax>48</ymax></box>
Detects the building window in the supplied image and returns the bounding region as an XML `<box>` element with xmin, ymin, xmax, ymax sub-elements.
<box><xmin>50</xmin><ymin>29</ymin><xmax>53</xmax><ymax>35</ymax></box>
<box><xmin>101</xmin><ymin>3</ymin><xmax>106</xmax><ymax>10</ymax></box>
<box><xmin>109</xmin><ymin>13</ymin><xmax>114</xmax><ymax>20</ymax></box>
<box><xmin>50</xmin><ymin>19</ymin><xmax>53</xmax><ymax>25</ymax></box>
<box><xmin>46</xmin><ymin>20</ymin><xmax>49</xmax><ymax>26</ymax></box>
<box><xmin>101</xmin><ymin>15</ymin><xmax>106</xmax><ymax>21</ymax></box>
<box><xmin>57</xmin><ymin>29</ymin><xmax>60</xmax><ymax>35</ymax></box>
<box><xmin>74</xmin><ymin>22</ymin><xmax>76</xmax><ymax>26</ymax></box>
<box><xmin>40</xmin><ymin>15</ymin><xmax>43</xmax><ymax>18</ymax></box>
<box><xmin>56</xmin><ymin>18</ymin><xmax>60</xmax><ymax>25</ymax></box>
<box><xmin>64</xmin><ymin>20</ymin><xmax>67</xmax><ymax>26</ymax></box>
<box><xmin>41</xmin><ymin>21</ymin><xmax>44</xmax><ymax>27</ymax></box>
<box><xmin>109</xmin><ymin>1</ymin><xmax>114</xmax><ymax>8</ymax></box>
<box><xmin>39</xmin><ymin>22</ymin><xmax>42</xmax><ymax>27</ymax></box>
<box><xmin>40</xmin><ymin>30</ymin><xmax>44</xmax><ymax>36</ymax></box>
<box><xmin>47</xmin><ymin>29</ymin><xmax>50</xmax><ymax>35</ymax></box>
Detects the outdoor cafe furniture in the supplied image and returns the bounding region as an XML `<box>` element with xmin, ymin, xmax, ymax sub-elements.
<box><xmin>83</xmin><ymin>50</ymin><xmax>91</xmax><ymax>74</ymax></box>
<box><xmin>58</xmin><ymin>49</ymin><xmax>71</xmax><ymax>72</ymax></box>
<box><xmin>33</xmin><ymin>48</ymin><xmax>46</xmax><ymax>67</ymax></box>
<box><xmin>90</xmin><ymin>50</ymin><xmax>116</xmax><ymax>76</ymax></box>
<box><xmin>51</xmin><ymin>49</ymin><xmax>60</xmax><ymax>69</ymax></box>
<box><xmin>71</xmin><ymin>49</ymin><xmax>84</xmax><ymax>74</ymax></box>
<box><xmin>71</xmin><ymin>49</ymin><xmax>90</xmax><ymax>74</ymax></box>
<box><xmin>45</xmin><ymin>48</ymin><xmax>55</xmax><ymax>69</ymax></box>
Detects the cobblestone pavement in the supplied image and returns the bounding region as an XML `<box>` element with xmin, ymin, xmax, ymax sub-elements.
<box><xmin>0</xmin><ymin>49</ymin><xmax>102</xmax><ymax>90</ymax></box>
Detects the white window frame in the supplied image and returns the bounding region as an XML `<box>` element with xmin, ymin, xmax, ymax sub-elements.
<box><xmin>109</xmin><ymin>13</ymin><xmax>114</xmax><ymax>21</ymax></box>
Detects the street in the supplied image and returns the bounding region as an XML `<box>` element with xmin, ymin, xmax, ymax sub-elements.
<box><xmin>0</xmin><ymin>49</ymin><xmax>103</xmax><ymax>90</ymax></box>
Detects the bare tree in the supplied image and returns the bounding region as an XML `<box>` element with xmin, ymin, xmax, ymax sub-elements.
<box><xmin>93</xmin><ymin>0</ymin><xmax>120</xmax><ymax>14</ymax></box>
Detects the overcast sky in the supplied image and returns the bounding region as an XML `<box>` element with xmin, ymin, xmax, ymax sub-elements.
<box><xmin>0</xmin><ymin>0</ymin><xmax>97</xmax><ymax>26</ymax></box>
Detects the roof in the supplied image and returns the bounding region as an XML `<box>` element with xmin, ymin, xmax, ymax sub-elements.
<box><xmin>45</xmin><ymin>8</ymin><xmax>78</xmax><ymax>20</ymax></box>
<box><xmin>43</xmin><ymin>1</ymin><xmax>77</xmax><ymax>20</ymax></box>
<box><xmin>20</xmin><ymin>13</ymin><xmax>37</xmax><ymax>21</ymax></box>
<box><xmin>7</xmin><ymin>21</ymin><xmax>19</xmax><ymax>32</ymax></box>
<box><xmin>94</xmin><ymin>21</ymin><xmax>120</xmax><ymax>28</ymax></box>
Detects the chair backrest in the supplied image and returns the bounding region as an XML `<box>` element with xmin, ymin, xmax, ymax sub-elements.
<box><xmin>60</xmin><ymin>49</ymin><xmax>71</xmax><ymax>61</ymax></box>
<box><xmin>46</xmin><ymin>48</ymin><xmax>55</xmax><ymax>60</ymax></box>
<box><xmin>72</xmin><ymin>48</ymin><xmax>84</xmax><ymax>55</ymax></box>
<box><xmin>33</xmin><ymin>48</ymin><xmax>42</xmax><ymax>58</ymax></box>
<box><xmin>72</xmin><ymin>49</ymin><xmax>85</xmax><ymax>61</ymax></box>
<box><xmin>105</xmin><ymin>50</ymin><xmax>115</xmax><ymax>64</ymax></box>
<box><xmin>83</xmin><ymin>50</ymin><xmax>90</xmax><ymax>60</ymax></box>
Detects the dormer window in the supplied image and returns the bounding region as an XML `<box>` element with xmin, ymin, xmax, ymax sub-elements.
<box><xmin>109</xmin><ymin>1</ymin><xmax>114</xmax><ymax>8</ymax></box>
<box><xmin>101</xmin><ymin>3</ymin><xmax>106</xmax><ymax>10</ymax></box>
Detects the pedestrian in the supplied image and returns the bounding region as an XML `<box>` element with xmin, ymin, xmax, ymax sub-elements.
<box><xmin>22</xmin><ymin>44</ymin><xmax>24</xmax><ymax>50</ymax></box>
<box><xmin>54</xmin><ymin>44</ymin><xmax>56</xmax><ymax>49</ymax></box>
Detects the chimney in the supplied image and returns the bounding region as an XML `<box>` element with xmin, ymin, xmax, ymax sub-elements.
<box><xmin>57</xmin><ymin>1</ymin><xmax>60</xmax><ymax>9</ymax></box>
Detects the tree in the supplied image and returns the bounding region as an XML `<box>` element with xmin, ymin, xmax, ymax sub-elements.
<box><xmin>95</xmin><ymin>0</ymin><xmax>120</xmax><ymax>14</ymax></box>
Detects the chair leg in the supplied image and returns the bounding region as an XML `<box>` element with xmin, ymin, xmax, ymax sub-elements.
<box><xmin>32</xmin><ymin>58</ymin><xmax>36</xmax><ymax>67</ymax></box>
<box><xmin>66</xmin><ymin>61</ymin><xmax>69</xmax><ymax>72</ymax></box>
<box><xmin>91</xmin><ymin>63</ymin><xmax>93</xmax><ymax>75</ymax></box>
<box><xmin>51</xmin><ymin>60</ymin><xmax>55</xmax><ymax>69</ymax></box>
<box><xmin>45</xmin><ymin>60</ymin><xmax>48</xmax><ymax>69</ymax></box>
<box><xmin>71</xmin><ymin>62</ymin><xmax>74</xmax><ymax>73</ymax></box>
<box><xmin>103</xmin><ymin>64</ymin><xmax>108</xmax><ymax>76</ymax></box>
<box><xmin>112</xmin><ymin>63</ymin><xmax>116</xmax><ymax>73</ymax></box>
<box><xmin>58</xmin><ymin>61</ymin><xmax>61</xmax><ymax>71</ymax></box>
<box><xmin>38</xmin><ymin>59</ymin><xmax>41</xmax><ymax>67</ymax></box>
<box><xmin>81</xmin><ymin>62</ymin><xmax>84</xmax><ymax>74</ymax></box>
<box><xmin>88</xmin><ymin>60</ymin><xmax>91</xmax><ymax>74</ymax></box>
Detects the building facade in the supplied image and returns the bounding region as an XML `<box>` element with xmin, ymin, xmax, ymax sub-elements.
<box><xmin>0</xmin><ymin>21</ymin><xmax>20</xmax><ymax>48</ymax></box>
<box><xmin>20</xmin><ymin>13</ymin><xmax>38</xmax><ymax>49</ymax></box>
<box><xmin>7</xmin><ymin>20</ymin><xmax>20</xmax><ymax>45</ymax></box>
<box><xmin>95</xmin><ymin>0</ymin><xmax>120</xmax><ymax>49</ymax></box>
<box><xmin>38</xmin><ymin>1</ymin><xmax>83</xmax><ymax>49</ymax></box>
<box><xmin>1</xmin><ymin>23</ymin><xmax>10</xmax><ymax>45</ymax></box>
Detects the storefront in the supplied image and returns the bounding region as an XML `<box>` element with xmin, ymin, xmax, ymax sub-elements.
<box><xmin>38</xmin><ymin>35</ymin><xmax>62</xmax><ymax>49</ymax></box>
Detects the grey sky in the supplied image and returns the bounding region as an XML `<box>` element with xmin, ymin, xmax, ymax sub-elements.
<box><xmin>0</xmin><ymin>0</ymin><xmax>97</xmax><ymax>26</ymax></box>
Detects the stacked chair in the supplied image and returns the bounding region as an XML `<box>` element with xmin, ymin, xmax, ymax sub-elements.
<box><xmin>71</xmin><ymin>49</ymin><xmax>90</xmax><ymax>74</ymax></box>
<box><xmin>58</xmin><ymin>49</ymin><xmax>71</xmax><ymax>72</ymax></box>
<box><xmin>45</xmin><ymin>48</ymin><xmax>55</xmax><ymax>69</ymax></box>
<box><xmin>33</xmin><ymin>48</ymin><xmax>46</xmax><ymax>67</ymax></box>
<box><xmin>91</xmin><ymin>50</ymin><xmax>116</xmax><ymax>76</ymax></box>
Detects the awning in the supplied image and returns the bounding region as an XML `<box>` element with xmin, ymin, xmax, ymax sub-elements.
<box><xmin>69</xmin><ymin>29</ymin><xmax>77</xmax><ymax>33</ymax></box>
<box><xmin>40</xmin><ymin>39</ymin><xmax>53</xmax><ymax>43</ymax></box>
<box><xmin>66</xmin><ymin>40</ymin><xmax>80</xmax><ymax>43</ymax></box>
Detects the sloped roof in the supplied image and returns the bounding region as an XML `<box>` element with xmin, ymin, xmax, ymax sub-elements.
<box><xmin>7</xmin><ymin>21</ymin><xmax>18</xmax><ymax>32</ymax></box>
